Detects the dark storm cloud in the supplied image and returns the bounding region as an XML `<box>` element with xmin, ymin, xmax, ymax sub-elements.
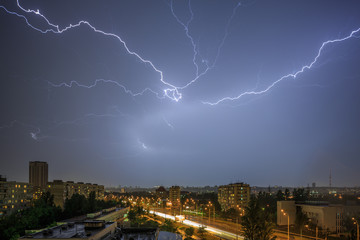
<box><xmin>1</xmin><ymin>0</ymin><xmax>360</xmax><ymax>187</ymax></box>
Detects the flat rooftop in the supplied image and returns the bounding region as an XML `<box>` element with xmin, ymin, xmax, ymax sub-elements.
<box><xmin>20</xmin><ymin>221</ymin><xmax>115</xmax><ymax>239</ymax></box>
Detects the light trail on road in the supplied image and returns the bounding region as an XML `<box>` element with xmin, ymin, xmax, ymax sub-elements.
<box><xmin>149</xmin><ymin>210</ymin><xmax>243</xmax><ymax>240</ymax></box>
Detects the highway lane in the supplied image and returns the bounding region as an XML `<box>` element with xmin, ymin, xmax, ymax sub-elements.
<box><xmin>149</xmin><ymin>210</ymin><xmax>244</xmax><ymax>240</ymax></box>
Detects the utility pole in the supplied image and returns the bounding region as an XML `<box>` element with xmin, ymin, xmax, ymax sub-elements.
<box><xmin>208</xmin><ymin>208</ymin><xmax>211</xmax><ymax>224</ymax></box>
<box><xmin>236</xmin><ymin>217</ymin><xmax>238</xmax><ymax>240</ymax></box>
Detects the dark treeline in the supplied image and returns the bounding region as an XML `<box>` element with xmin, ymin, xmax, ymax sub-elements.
<box><xmin>0</xmin><ymin>191</ymin><xmax>118</xmax><ymax>240</ymax></box>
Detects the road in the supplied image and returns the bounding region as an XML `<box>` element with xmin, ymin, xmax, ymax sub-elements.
<box><xmin>149</xmin><ymin>210</ymin><xmax>244</xmax><ymax>240</ymax></box>
<box><xmin>150</xmin><ymin>209</ymin><xmax>320</xmax><ymax>240</ymax></box>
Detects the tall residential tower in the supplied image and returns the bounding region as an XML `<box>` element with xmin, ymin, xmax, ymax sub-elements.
<box><xmin>29</xmin><ymin>161</ymin><xmax>48</xmax><ymax>189</ymax></box>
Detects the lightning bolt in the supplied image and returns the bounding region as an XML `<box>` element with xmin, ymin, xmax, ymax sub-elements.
<box><xmin>137</xmin><ymin>139</ymin><xmax>149</xmax><ymax>150</ymax></box>
<box><xmin>170</xmin><ymin>0</ymin><xmax>199</xmax><ymax>76</ymax></box>
<box><xmin>203</xmin><ymin>27</ymin><xmax>360</xmax><ymax>105</ymax></box>
<box><xmin>171</xmin><ymin>0</ymin><xmax>242</xmax><ymax>90</ymax></box>
<box><xmin>47</xmin><ymin>79</ymin><xmax>166</xmax><ymax>99</ymax></box>
<box><xmin>0</xmin><ymin>1</ymin><xmax>182</xmax><ymax>101</ymax></box>
<box><xmin>1</xmin><ymin>0</ymin><xmax>243</xmax><ymax>102</ymax></box>
<box><xmin>2</xmin><ymin>1</ymin><xmax>359</xmax><ymax>107</ymax></box>
<box><xmin>0</xmin><ymin>120</ymin><xmax>43</xmax><ymax>141</ymax></box>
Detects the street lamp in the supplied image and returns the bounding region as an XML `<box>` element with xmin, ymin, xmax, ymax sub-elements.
<box><xmin>352</xmin><ymin>217</ymin><xmax>359</xmax><ymax>240</ymax></box>
<box><xmin>281</xmin><ymin>209</ymin><xmax>290</xmax><ymax>240</ymax></box>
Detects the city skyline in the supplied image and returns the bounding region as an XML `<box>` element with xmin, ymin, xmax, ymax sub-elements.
<box><xmin>1</xmin><ymin>0</ymin><xmax>360</xmax><ymax>187</ymax></box>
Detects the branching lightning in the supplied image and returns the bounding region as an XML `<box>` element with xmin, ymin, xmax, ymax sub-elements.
<box><xmin>171</xmin><ymin>0</ymin><xmax>242</xmax><ymax>90</ymax></box>
<box><xmin>1</xmin><ymin>1</ymin><xmax>182</xmax><ymax>101</ymax></box>
<box><xmin>1</xmin><ymin>0</ymin><xmax>242</xmax><ymax>103</ymax></box>
<box><xmin>203</xmin><ymin>27</ymin><xmax>360</xmax><ymax>105</ymax></box>
<box><xmin>1</xmin><ymin>0</ymin><xmax>359</xmax><ymax>107</ymax></box>
<box><xmin>47</xmin><ymin>79</ymin><xmax>166</xmax><ymax>99</ymax></box>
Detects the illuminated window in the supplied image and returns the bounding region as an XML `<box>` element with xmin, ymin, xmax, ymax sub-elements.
<box><xmin>12</xmin><ymin>195</ymin><xmax>14</xmax><ymax>198</ymax></box>
<box><xmin>24</xmin><ymin>190</ymin><xmax>27</xmax><ymax>193</ymax></box>
<box><xmin>24</xmin><ymin>185</ymin><xmax>27</xmax><ymax>188</ymax></box>
<box><xmin>12</xmin><ymin>205</ymin><xmax>14</xmax><ymax>208</ymax></box>
<box><xmin>21</xmin><ymin>199</ymin><xmax>23</xmax><ymax>203</ymax></box>
<box><xmin>15</xmin><ymin>185</ymin><xmax>17</xmax><ymax>188</ymax></box>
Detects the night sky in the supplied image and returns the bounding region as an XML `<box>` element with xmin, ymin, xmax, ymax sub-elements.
<box><xmin>1</xmin><ymin>0</ymin><xmax>360</xmax><ymax>187</ymax></box>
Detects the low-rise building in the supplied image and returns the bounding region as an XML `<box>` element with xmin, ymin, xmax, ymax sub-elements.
<box><xmin>218</xmin><ymin>183</ymin><xmax>250</xmax><ymax>211</ymax></box>
<box><xmin>277</xmin><ymin>200</ymin><xmax>360</xmax><ymax>233</ymax></box>
<box><xmin>48</xmin><ymin>180</ymin><xmax>104</xmax><ymax>208</ymax></box>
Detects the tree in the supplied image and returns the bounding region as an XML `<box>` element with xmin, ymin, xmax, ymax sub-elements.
<box><xmin>241</xmin><ymin>196</ymin><xmax>261</xmax><ymax>240</ymax></box>
<box><xmin>276</xmin><ymin>190</ymin><xmax>285</xmax><ymax>201</ymax></box>
<box><xmin>222</xmin><ymin>208</ymin><xmax>240</xmax><ymax>221</ymax></box>
<box><xmin>87</xmin><ymin>191</ymin><xmax>97</xmax><ymax>213</ymax></box>
<box><xmin>241</xmin><ymin>195</ymin><xmax>276</xmax><ymax>240</ymax></box>
<box><xmin>293</xmin><ymin>188</ymin><xmax>309</xmax><ymax>202</ymax></box>
<box><xmin>160</xmin><ymin>219</ymin><xmax>178</xmax><ymax>233</ymax></box>
<box><xmin>0</xmin><ymin>192</ymin><xmax>61</xmax><ymax>240</ymax></box>
<box><xmin>343</xmin><ymin>215</ymin><xmax>360</xmax><ymax>240</ymax></box>
<box><xmin>197</xmin><ymin>226</ymin><xmax>207</xmax><ymax>240</ymax></box>
<box><xmin>295</xmin><ymin>207</ymin><xmax>308</xmax><ymax>238</ymax></box>
<box><xmin>62</xmin><ymin>194</ymin><xmax>87</xmax><ymax>218</ymax></box>
<box><xmin>184</xmin><ymin>227</ymin><xmax>195</xmax><ymax>240</ymax></box>
<box><xmin>284</xmin><ymin>189</ymin><xmax>290</xmax><ymax>200</ymax></box>
<box><xmin>127</xmin><ymin>209</ymin><xmax>137</xmax><ymax>223</ymax></box>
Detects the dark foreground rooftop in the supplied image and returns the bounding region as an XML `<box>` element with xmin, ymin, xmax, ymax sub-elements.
<box><xmin>20</xmin><ymin>220</ymin><xmax>116</xmax><ymax>239</ymax></box>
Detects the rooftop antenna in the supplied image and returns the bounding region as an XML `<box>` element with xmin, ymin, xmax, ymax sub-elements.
<box><xmin>329</xmin><ymin>168</ymin><xmax>332</xmax><ymax>189</ymax></box>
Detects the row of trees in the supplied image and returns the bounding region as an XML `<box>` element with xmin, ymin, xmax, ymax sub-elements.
<box><xmin>0</xmin><ymin>191</ymin><xmax>118</xmax><ymax>240</ymax></box>
<box><xmin>62</xmin><ymin>191</ymin><xmax>117</xmax><ymax>219</ymax></box>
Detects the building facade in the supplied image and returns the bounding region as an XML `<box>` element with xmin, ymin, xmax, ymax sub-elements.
<box><xmin>277</xmin><ymin>200</ymin><xmax>360</xmax><ymax>233</ymax></box>
<box><xmin>218</xmin><ymin>183</ymin><xmax>250</xmax><ymax>211</ymax></box>
<box><xmin>0</xmin><ymin>175</ymin><xmax>32</xmax><ymax>216</ymax></box>
<box><xmin>48</xmin><ymin>180</ymin><xmax>105</xmax><ymax>208</ymax></box>
<box><xmin>155</xmin><ymin>186</ymin><xmax>167</xmax><ymax>199</ymax></box>
<box><xmin>29</xmin><ymin>161</ymin><xmax>48</xmax><ymax>189</ymax></box>
<box><xmin>169</xmin><ymin>186</ymin><xmax>180</xmax><ymax>206</ymax></box>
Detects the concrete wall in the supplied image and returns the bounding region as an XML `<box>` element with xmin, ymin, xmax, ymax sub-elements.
<box><xmin>277</xmin><ymin>201</ymin><xmax>296</xmax><ymax>225</ymax></box>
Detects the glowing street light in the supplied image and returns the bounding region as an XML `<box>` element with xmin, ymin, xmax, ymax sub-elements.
<box><xmin>281</xmin><ymin>209</ymin><xmax>290</xmax><ymax>240</ymax></box>
<box><xmin>352</xmin><ymin>217</ymin><xmax>359</xmax><ymax>240</ymax></box>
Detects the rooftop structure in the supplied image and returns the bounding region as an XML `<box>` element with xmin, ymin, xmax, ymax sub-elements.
<box><xmin>20</xmin><ymin>220</ymin><xmax>117</xmax><ymax>240</ymax></box>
